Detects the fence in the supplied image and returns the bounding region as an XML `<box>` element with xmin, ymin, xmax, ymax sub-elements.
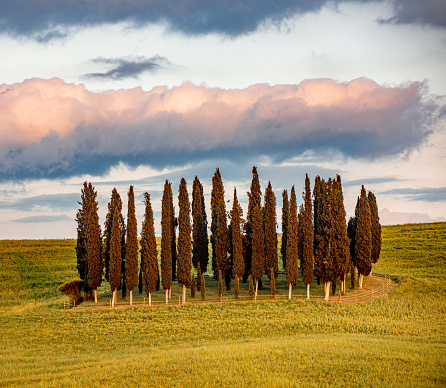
<box><xmin>65</xmin><ymin>272</ymin><xmax>394</xmax><ymax>309</ymax></box>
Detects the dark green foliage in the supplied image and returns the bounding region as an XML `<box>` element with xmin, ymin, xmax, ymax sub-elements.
<box><xmin>244</xmin><ymin>166</ymin><xmax>262</xmax><ymax>279</ymax></box>
<box><xmin>249</xmin><ymin>275</ymin><xmax>255</xmax><ymax>299</ymax></box>
<box><xmin>355</xmin><ymin>185</ymin><xmax>372</xmax><ymax>276</ymax></box>
<box><xmin>190</xmin><ymin>273</ymin><xmax>196</xmax><ymax>298</ymax></box>
<box><xmin>264</xmin><ymin>182</ymin><xmax>278</xmax><ymax>280</ymax></box>
<box><xmin>231</xmin><ymin>188</ymin><xmax>244</xmax><ymax>280</ymax></box>
<box><xmin>330</xmin><ymin>175</ymin><xmax>351</xmax><ymax>285</ymax></box>
<box><xmin>347</xmin><ymin>198</ymin><xmax>359</xmax><ymax>288</ymax></box>
<box><xmin>297</xmin><ymin>204</ymin><xmax>304</xmax><ymax>278</ymax></box>
<box><xmin>192</xmin><ymin>176</ymin><xmax>208</xmax><ymax>273</ymax></box>
<box><xmin>109</xmin><ymin>207</ymin><xmax>122</xmax><ymax>292</ymax></box>
<box><xmin>286</xmin><ymin>186</ymin><xmax>298</xmax><ymax>286</ymax></box>
<box><xmin>200</xmin><ymin>272</ymin><xmax>205</xmax><ymax>301</ymax></box>
<box><xmin>211</xmin><ymin>168</ymin><xmax>228</xmax><ymax>280</ymax></box>
<box><xmin>313</xmin><ymin>176</ymin><xmax>325</xmax><ymax>282</ymax></box>
<box><xmin>140</xmin><ymin>193</ymin><xmax>158</xmax><ymax>296</ymax></box>
<box><xmin>368</xmin><ymin>191</ymin><xmax>382</xmax><ymax>264</ymax></box>
<box><xmin>75</xmin><ymin>182</ymin><xmax>89</xmax><ymax>282</ymax></box>
<box><xmin>234</xmin><ymin>275</ymin><xmax>240</xmax><ymax>299</ymax></box>
<box><xmin>103</xmin><ymin>188</ymin><xmax>125</xmax><ymax>282</ymax></box>
<box><xmin>301</xmin><ymin>174</ymin><xmax>314</xmax><ymax>286</ymax></box>
<box><xmin>251</xmin><ymin>197</ymin><xmax>265</xmax><ymax>282</ymax></box>
<box><xmin>177</xmin><ymin>178</ymin><xmax>192</xmax><ymax>286</ymax></box>
<box><xmin>270</xmin><ymin>268</ymin><xmax>276</xmax><ymax>297</ymax></box>
<box><xmin>86</xmin><ymin>183</ymin><xmax>102</xmax><ymax>291</ymax></box>
<box><xmin>161</xmin><ymin>180</ymin><xmax>173</xmax><ymax>291</ymax></box>
<box><xmin>171</xmin><ymin>201</ymin><xmax>178</xmax><ymax>282</ymax></box>
<box><xmin>281</xmin><ymin>189</ymin><xmax>289</xmax><ymax>271</ymax></box>
<box><xmin>218</xmin><ymin>270</ymin><xmax>223</xmax><ymax>300</ymax></box>
<box><xmin>196</xmin><ymin>262</ymin><xmax>202</xmax><ymax>291</ymax></box>
<box><xmin>58</xmin><ymin>279</ymin><xmax>84</xmax><ymax>304</ymax></box>
<box><xmin>125</xmin><ymin>185</ymin><xmax>139</xmax><ymax>292</ymax></box>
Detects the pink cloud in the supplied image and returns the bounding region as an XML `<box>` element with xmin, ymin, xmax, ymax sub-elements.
<box><xmin>0</xmin><ymin>77</ymin><xmax>437</xmax><ymax>179</ymax></box>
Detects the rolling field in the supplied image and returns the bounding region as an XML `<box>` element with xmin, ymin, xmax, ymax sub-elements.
<box><xmin>0</xmin><ymin>223</ymin><xmax>445</xmax><ymax>387</ymax></box>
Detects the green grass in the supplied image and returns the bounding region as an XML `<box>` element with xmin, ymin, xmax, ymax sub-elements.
<box><xmin>0</xmin><ymin>223</ymin><xmax>445</xmax><ymax>387</ymax></box>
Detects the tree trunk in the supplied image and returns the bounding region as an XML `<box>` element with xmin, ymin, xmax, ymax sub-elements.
<box><xmin>324</xmin><ymin>282</ymin><xmax>330</xmax><ymax>301</ymax></box>
<box><xmin>306</xmin><ymin>283</ymin><xmax>310</xmax><ymax>299</ymax></box>
<box><xmin>165</xmin><ymin>289</ymin><xmax>168</xmax><ymax>304</ymax></box>
<box><xmin>113</xmin><ymin>289</ymin><xmax>117</xmax><ymax>303</ymax></box>
<box><xmin>359</xmin><ymin>273</ymin><xmax>364</xmax><ymax>290</ymax></box>
<box><xmin>94</xmin><ymin>289</ymin><xmax>97</xmax><ymax>303</ymax></box>
<box><xmin>288</xmin><ymin>283</ymin><xmax>292</xmax><ymax>300</ymax></box>
<box><xmin>149</xmin><ymin>292</ymin><xmax>152</xmax><ymax>307</ymax></box>
<box><xmin>169</xmin><ymin>287</ymin><xmax>172</xmax><ymax>299</ymax></box>
<box><xmin>130</xmin><ymin>290</ymin><xmax>133</xmax><ymax>306</ymax></box>
<box><xmin>255</xmin><ymin>280</ymin><xmax>258</xmax><ymax>297</ymax></box>
<box><xmin>182</xmin><ymin>284</ymin><xmax>186</xmax><ymax>305</ymax></box>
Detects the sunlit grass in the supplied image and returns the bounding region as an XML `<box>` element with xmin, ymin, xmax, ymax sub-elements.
<box><xmin>0</xmin><ymin>222</ymin><xmax>445</xmax><ymax>387</ymax></box>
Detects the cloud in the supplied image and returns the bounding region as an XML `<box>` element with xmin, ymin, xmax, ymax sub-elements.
<box><xmin>379</xmin><ymin>0</ymin><xmax>446</xmax><ymax>28</ymax></box>
<box><xmin>0</xmin><ymin>193</ymin><xmax>80</xmax><ymax>212</ymax></box>
<box><xmin>0</xmin><ymin>1</ymin><xmax>341</xmax><ymax>41</ymax></box>
<box><xmin>379</xmin><ymin>208</ymin><xmax>446</xmax><ymax>225</ymax></box>
<box><xmin>0</xmin><ymin>77</ymin><xmax>440</xmax><ymax>180</ymax></box>
<box><xmin>343</xmin><ymin>176</ymin><xmax>403</xmax><ymax>188</ymax></box>
<box><xmin>381</xmin><ymin>187</ymin><xmax>446</xmax><ymax>202</ymax></box>
<box><xmin>12</xmin><ymin>214</ymin><xmax>72</xmax><ymax>223</ymax></box>
<box><xmin>84</xmin><ymin>56</ymin><xmax>173</xmax><ymax>81</ymax></box>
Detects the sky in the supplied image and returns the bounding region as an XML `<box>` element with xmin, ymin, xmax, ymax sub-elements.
<box><xmin>0</xmin><ymin>0</ymin><xmax>445</xmax><ymax>239</ymax></box>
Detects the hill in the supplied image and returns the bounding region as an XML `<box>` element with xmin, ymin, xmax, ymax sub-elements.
<box><xmin>0</xmin><ymin>223</ymin><xmax>445</xmax><ymax>387</ymax></box>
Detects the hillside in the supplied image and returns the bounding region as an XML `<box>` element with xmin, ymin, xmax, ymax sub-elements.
<box><xmin>0</xmin><ymin>223</ymin><xmax>445</xmax><ymax>387</ymax></box>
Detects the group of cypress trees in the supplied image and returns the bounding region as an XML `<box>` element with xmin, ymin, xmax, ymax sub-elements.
<box><xmin>75</xmin><ymin>168</ymin><xmax>381</xmax><ymax>305</ymax></box>
<box><xmin>347</xmin><ymin>186</ymin><xmax>382</xmax><ymax>290</ymax></box>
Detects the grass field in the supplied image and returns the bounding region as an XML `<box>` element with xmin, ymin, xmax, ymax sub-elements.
<box><xmin>0</xmin><ymin>223</ymin><xmax>445</xmax><ymax>387</ymax></box>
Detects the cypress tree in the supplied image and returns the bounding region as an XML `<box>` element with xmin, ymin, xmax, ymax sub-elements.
<box><xmin>86</xmin><ymin>183</ymin><xmax>102</xmax><ymax>303</ymax></box>
<box><xmin>200</xmin><ymin>271</ymin><xmax>206</xmax><ymax>301</ymax></box>
<box><xmin>297</xmin><ymin>203</ymin><xmax>305</xmax><ymax>291</ymax></box>
<box><xmin>313</xmin><ymin>176</ymin><xmax>325</xmax><ymax>287</ymax></box>
<box><xmin>190</xmin><ymin>273</ymin><xmax>196</xmax><ymax>298</ymax></box>
<box><xmin>161</xmin><ymin>180</ymin><xmax>173</xmax><ymax>303</ymax></box>
<box><xmin>368</xmin><ymin>191</ymin><xmax>382</xmax><ymax>265</ymax></box>
<box><xmin>270</xmin><ymin>267</ymin><xmax>276</xmax><ymax>297</ymax></box>
<box><xmin>286</xmin><ymin>186</ymin><xmax>298</xmax><ymax>299</ymax></box>
<box><xmin>331</xmin><ymin>175</ymin><xmax>350</xmax><ymax>294</ymax></box>
<box><xmin>347</xmin><ymin>216</ymin><xmax>357</xmax><ymax>289</ymax></box>
<box><xmin>314</xmin><ymin>177</ymin><xmax>334</xmax><ymax>300</ymax></box>
<box><xmin>125</xmin><ymin>185</ymin><xmax>139</xmax><ymax>305</ymax></box>
<box><xmin>140</xmin><ymin>192</ymin><xmax>158</xmax><ymax>306</ymax></box>
<box><xmin>231</xmin><ymin>188</ymin><xmax>244</xmax><ymax>298</ymax></box>
<box><xmin>264</xmin><ymin>182</ymin><xmax>278</xmax><ymax>287</ymax></box>
<box><xmin>103</xmin><ymin>188</ymin><xmax>124</xmax><ymax>282</ymax></box>
<box><xmin>355</xmin><ymin>185</ymin><xmax>372</xmax><ymax>289</ymax></box>
<box><xmin>171</xmin><ymin>201</ymin><xmax>178</xmax><ymax>283</ymax></box>
<box><xmin>211</xmin><ymin>168</ymin><xmax>228</xmax><ymax>281</ymax></box>
<box><xmin>109</xmin><ymin>207</ymin><xmax>122</xmax><ymax>305</ymax></box>
<box><xmin>323</xmin><ymin>179</ymin><xmax>336</xmax><ymax>299</ymax></box>
<box><xmin>75</xmin><ymin>182</ymin><xmax>89</xmax><ymax>283</ymax></box>
<box><xmin>192</xmin><ymin>176</ymin><xmax>208</xmax><ymax>274</ymax></box>
<box><xmin>251</xmin><ymin>197</ymin><xmax>265</xmax><ymax>296</ymax></box>
<box><xmin>281</xmin><ymin>190</ymin><xmax>289</xmax><ymax>271</ymax></box>
<box><xmin>177</xmin><ymin>178</ymin><xmax>192</xmax><ymax>304</ymax></box>
<box><xmin>244</xmin><ymin>166</ymin><xmax>262</xmax><ymax>280</ymax></box>
<box><xmin>301</xmin><ymin>174</ymin><xmax>314</xmax><ymax>299</ymax></box>
<box><xmin>249</xmin><ymin>275</ymin><xmax>255</xmax><ymax>299</ymax></box>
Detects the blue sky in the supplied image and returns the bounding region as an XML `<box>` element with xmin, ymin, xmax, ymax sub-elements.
<box><xmin>0</xmin><ymin>0</ymin><xmax>445</xmax><ymax>238</ymax></box>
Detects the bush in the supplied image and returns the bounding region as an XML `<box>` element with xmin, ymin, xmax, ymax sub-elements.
<box><xmin>58</xmin><ymin>279</ymin><xmax>84</xmax><ymax>305</ymax></box>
